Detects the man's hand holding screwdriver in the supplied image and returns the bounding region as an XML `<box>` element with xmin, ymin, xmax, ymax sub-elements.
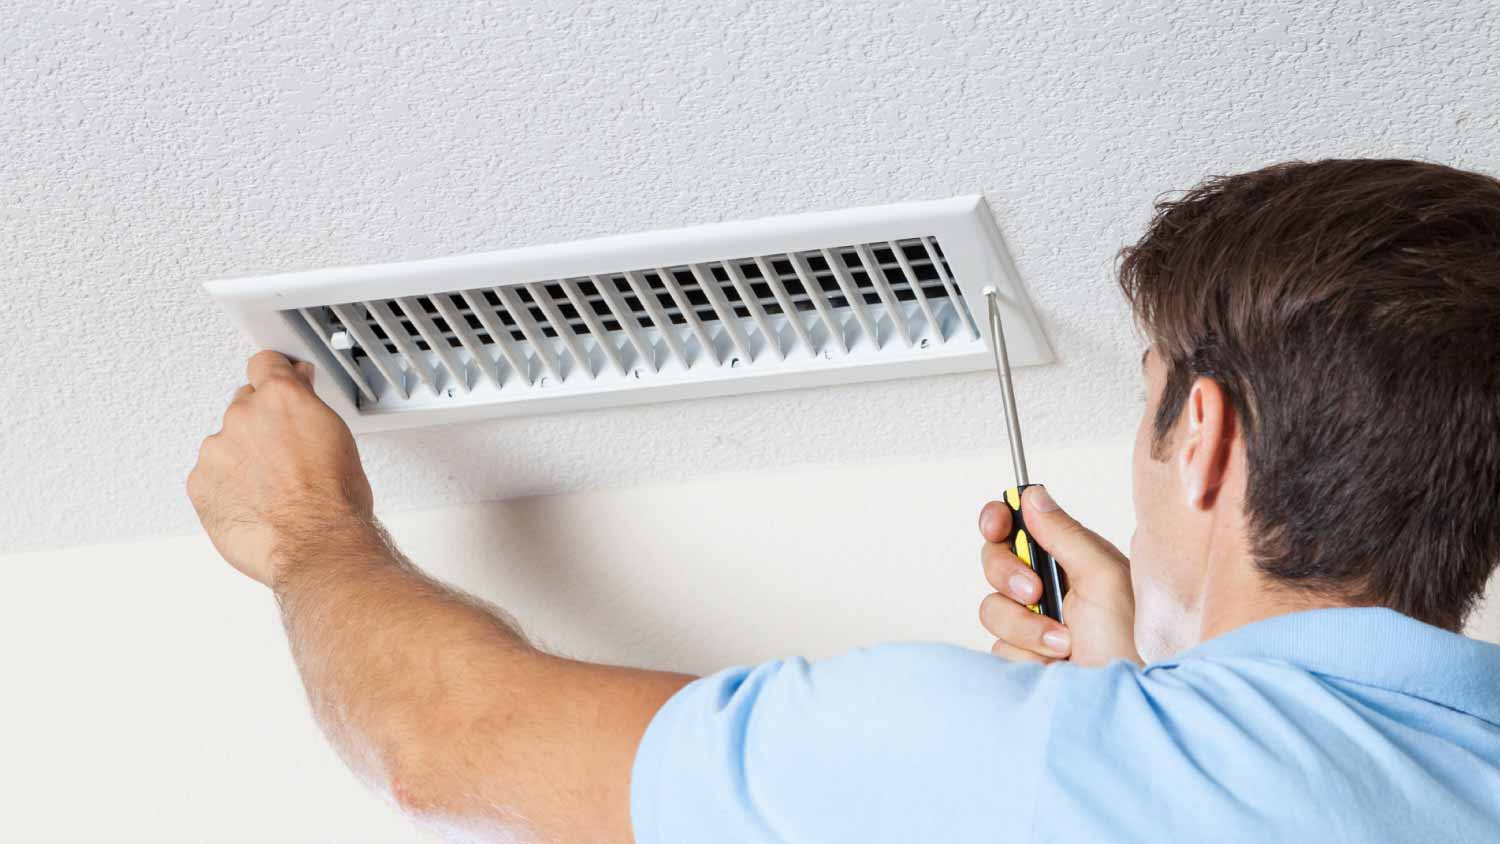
<box><xmin>978</xmin><ymin>486</ymin><xmax>1143</xmax><ymax>666</ymax></box>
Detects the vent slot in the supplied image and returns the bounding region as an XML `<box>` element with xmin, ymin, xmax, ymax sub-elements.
<box><xmin>309</xmin><ymin>237</ymin><xmax>972</xmax><ymax>401</ymax></box>
<box><xmin>206</xmin><ymin>196</ymin><xmax>1052</xmax><ymax>432</ymax></box>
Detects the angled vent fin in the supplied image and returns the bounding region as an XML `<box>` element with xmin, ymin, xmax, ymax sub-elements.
<box><xmin>206</xmin><ymin>197</ymin><xmax>1051</xmax><ymax>432</ymax></box>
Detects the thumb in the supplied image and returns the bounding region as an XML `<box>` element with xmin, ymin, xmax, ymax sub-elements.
<box><xmin>293</xmin><ymin>360</ymin><xmax>316</xmax><ymax>388</ymax></box>
<box><xmin>1020</xmin><ymin>485</ymin><xmax>1124</xmax><ymax>581</ymax></box>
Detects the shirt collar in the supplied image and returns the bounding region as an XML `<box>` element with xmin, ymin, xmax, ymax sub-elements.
<box><xmin>1147</xmin><ymin>607</ymin><xmax>1500</xmax><ymax>725</ymax></box>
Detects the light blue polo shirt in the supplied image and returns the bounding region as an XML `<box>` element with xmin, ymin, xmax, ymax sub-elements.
<box><xmin>631</xmin><ymin>608</ymin><xmax>1500</xmax><ymax>842</ymax></box>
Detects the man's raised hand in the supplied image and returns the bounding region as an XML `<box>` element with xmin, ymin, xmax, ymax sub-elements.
<box><xmin>978</xmin><ymin>486</ymin><xmax>1142</xmax><ymax>667</ymax></box>
<box><xmin>187</xmin><ymin>351</ymin><xmax>375</xmax><ymax>588</ymax></box>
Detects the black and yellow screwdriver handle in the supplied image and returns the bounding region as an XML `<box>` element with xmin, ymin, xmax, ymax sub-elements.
<box><xmin>1004</xmin><ymin>484</ymin><xmax>1067</xmax><ymax>622</ymax></box>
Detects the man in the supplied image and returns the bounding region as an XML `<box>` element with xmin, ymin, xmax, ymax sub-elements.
<box><xmin>189</xmin><ymin>158</ymin><xmax>1500</xmax><ymax>842</ymax></box>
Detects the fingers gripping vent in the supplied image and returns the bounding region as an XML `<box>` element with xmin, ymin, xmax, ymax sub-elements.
<box><xmin>207</xmin><ymin>197</ymin><xmax>1051</xmax><ymax>432</ymax></box>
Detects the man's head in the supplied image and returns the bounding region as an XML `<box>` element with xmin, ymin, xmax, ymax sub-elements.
<box><xmin>1117</xmin><ymin>159</ymin><xmax>1500</xmax><ymax>658</ymax></box>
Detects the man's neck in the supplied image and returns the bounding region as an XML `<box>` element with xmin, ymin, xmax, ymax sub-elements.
<box><xmin>1186</xmin><ymin>483</ymin><xmax>1353</xmax><ymax>645</ymax></box>
<box><xmin>1197</xmin><ymin>564</ymin><xmax>1353</xmax><ymax>644</ymax></box>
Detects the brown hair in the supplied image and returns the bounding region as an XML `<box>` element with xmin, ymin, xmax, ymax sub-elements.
<box><xmin>1118</xmin><ymin>159</ymin><xmax>1500</xmax><ymax>630</ymax></box>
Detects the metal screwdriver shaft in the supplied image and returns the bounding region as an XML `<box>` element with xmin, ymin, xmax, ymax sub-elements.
<box><xmin>984</xmin><ymin>287</ymin><xmax>1066</xmax><ymax>621</ymax></box>
<box><xmin>986</xmin><ymin>289</ymin><xmax>1029</xmax><ymax>488</ymax></box>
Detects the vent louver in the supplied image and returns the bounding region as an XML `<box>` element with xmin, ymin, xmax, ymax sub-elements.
<box><xmin>207</xmin><ymin>197</ymin><xmax>1051</xmax><ymax>432</ymax></box>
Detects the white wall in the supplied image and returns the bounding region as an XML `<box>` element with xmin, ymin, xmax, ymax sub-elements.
<box><xmin>5</xmin><ymin>441</ymin><xmax>1498</xmax><ymax>842</ymax></box>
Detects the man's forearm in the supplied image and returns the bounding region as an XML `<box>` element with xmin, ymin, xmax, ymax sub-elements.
<box><xmin>269</xmin><ymin>515</ymin><xmax>693</xmax><ymax>840</ymax></box>
<box><xmin>273</xmin><ymin>517</ymin><xmax>526</xmax><ymax>807</ymax></box>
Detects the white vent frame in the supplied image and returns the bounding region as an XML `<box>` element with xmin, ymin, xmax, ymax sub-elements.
<box><xmin>205</xmin><ymin>196</ymin><xmax>1051</xmax><ymax>433</ymax></box>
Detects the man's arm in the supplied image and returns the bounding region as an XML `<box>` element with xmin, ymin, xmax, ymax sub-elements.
<box><xmin>188</xmin><ymin>351</ymin><xmax>693</xmax><ymax>841</ymax></box>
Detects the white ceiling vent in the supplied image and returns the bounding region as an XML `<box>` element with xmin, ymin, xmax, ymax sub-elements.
<box><xmin>206</xmin><ymin>196</ymin><xmax>1051</xmax><ymax>432</ymax></box>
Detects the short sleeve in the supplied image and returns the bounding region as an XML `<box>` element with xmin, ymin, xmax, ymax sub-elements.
<box><xmin>630</xmin><ymin>642</ymin><xmax>1064</xmax><ymax>844</ymax></box>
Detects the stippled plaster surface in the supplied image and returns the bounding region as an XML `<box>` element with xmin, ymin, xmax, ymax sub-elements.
<box><xmin>2</xmin><ymin>0</ymin><xmax>1496</xmax><ymax>551</ymax></box>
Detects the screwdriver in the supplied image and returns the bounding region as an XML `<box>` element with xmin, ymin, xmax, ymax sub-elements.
<box><xmin>984</xmin><ymin>289</ymin><xmax>1066</xmax><ymax>622</ymax></box>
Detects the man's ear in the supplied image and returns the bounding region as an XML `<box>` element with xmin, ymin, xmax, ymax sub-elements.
<box><xmin>1175</xmin><ymin>377</ymin><xmax>1234</xmax><ymax>510</ymax></box>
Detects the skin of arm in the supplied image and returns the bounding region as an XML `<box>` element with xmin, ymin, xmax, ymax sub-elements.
<box><xmin>187</xmin><ymin>351</ymin><xmax>693</xmax><ymax>842</ymax></box>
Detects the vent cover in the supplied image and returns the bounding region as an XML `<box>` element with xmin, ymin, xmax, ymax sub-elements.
<box><xmin>206</xmin><ymin>196</ymin><xmax>1051</xmax><ymax>432</ymax></box>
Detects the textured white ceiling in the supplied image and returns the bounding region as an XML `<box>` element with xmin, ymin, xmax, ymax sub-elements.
<box><xmin>3</xmin><ymin>0</ymin><xmax>1496</xmax><ymax>552</ymax></box>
